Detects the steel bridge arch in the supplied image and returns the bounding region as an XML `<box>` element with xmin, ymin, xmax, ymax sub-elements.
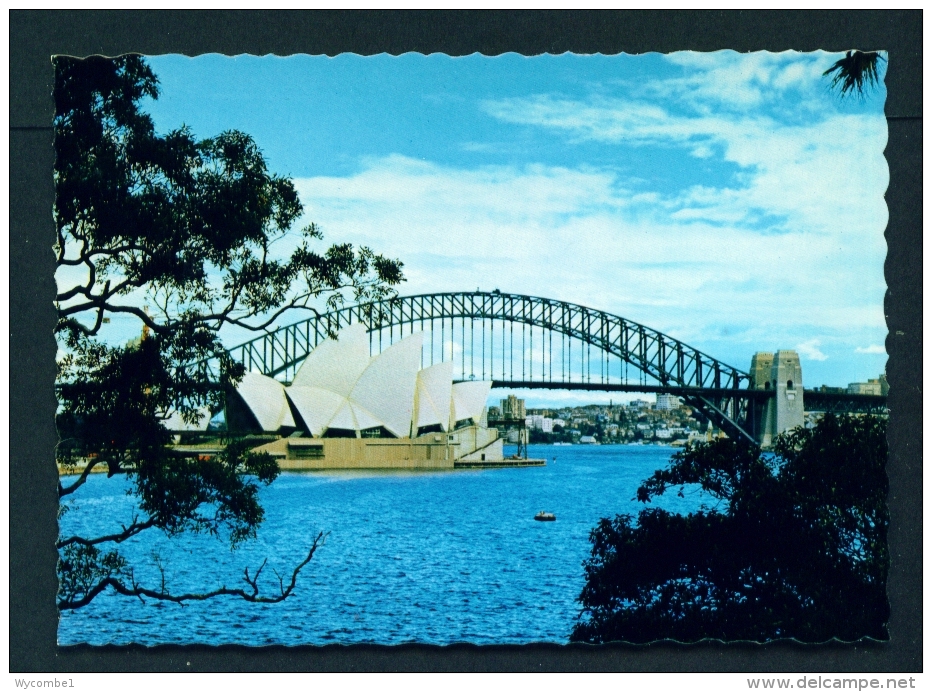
<box><xmin>212</xmin><ymin>291</ymin><xmax>761</xmax><ymax>442</ymax></box>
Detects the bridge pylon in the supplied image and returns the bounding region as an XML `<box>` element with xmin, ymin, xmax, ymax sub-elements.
<box><xmin>748</xmin><ymin>350</ymin><xmax>804</xmax><ymax>447</ymax></box>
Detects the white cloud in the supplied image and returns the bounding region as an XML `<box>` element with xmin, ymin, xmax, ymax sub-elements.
<box><xmin>855</xmin><ymin>344</ymin><xmax>886</xmax><ymax>354</ymax></box>
<box><xmin>796</xmin><ymin>339</ymin><xmax>828</xmax><ymax>361</ymax></box>
<box><xmin>288</xmin><ymin>53</ymin><xmax>887</xmax><ymax>386</ymax></box>
<box><xmin>481</xmin><ymin>96</ymin><xmax>888</xmax><ymax>239</ymax></box>
<box><xmin>652</xmin><ymin>51</ymin><xmax>830</xmax><ymax>112</ymax></box>
<box><xmin>293</xmin><ymin>151</ymin><xmax>885</xmax><ymax>364</ymax></box>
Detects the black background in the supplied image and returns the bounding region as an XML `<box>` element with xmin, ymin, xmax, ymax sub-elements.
<box><xmin>10</xmin><ymin>10</ymin><xmax>922</xmax><ymax>672</ymax></box>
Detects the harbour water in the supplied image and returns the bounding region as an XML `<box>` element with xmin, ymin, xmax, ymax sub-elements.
<box><xmin>58</xmin><ymin>444</ymin><xmax>706</xmax><ymax>646</ymax></box>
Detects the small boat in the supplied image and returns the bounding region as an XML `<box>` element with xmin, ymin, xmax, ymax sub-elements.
<box><xmin>534</xmin><ymin>511</ymin><xmax>556</xmax><ymax>522</ymax></box>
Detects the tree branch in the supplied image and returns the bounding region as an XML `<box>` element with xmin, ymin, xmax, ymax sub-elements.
<box><xmin>56</xmin><ymin>255</ymin><xmax>98</xmax><ymax>302</ymax></box>
<box><xmin>59</xmin><ymin>302</ymin><xmax>167</xmax><ymax>334</ymax></box>
<box><xmin>57</xmin><ymin>532</ymin><xmax>326</xmax><ymax>611</ymax></box>
<box><xmin>57</xmin><ymin>517</ymin><xmax>158</xmax><ymax>549</ymax></box>
<box><xmin>57</xmin><ymin>242</ymin><xmax>140</xmax><ymax>267</ymax></box>
<box><xmin>58</xmin><ymin>457</ymin><xmax>103</xmax><ymax>497</ymax></box>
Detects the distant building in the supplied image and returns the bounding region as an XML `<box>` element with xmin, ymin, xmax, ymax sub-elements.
<box><xmin>525</xmin><ymin>415</ymin><xmax>554</xmax><ymax>433</ymax></box>
<box><xmin>848</xmin><ymin>379</ymin><xmax>883</xmax><ymax>396</ymax></box>
<box><xmin>501</xmin><ymin>395</ymin><xmax>526</xmax><ymax>420</ymax></box>
<box><xmin>656</xmin><ymin>393</ymin><xmax>681</xmax><ymax>410</ymax></box>
<box><xmin>579</xmin><ymin>435</ymin><xmax>598</xmax><ymax>444</ymax></box>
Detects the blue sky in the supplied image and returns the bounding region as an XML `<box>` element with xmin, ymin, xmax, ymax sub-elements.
<box><xmin>72</xmin><ymin>52</ymin><xmax>889</xmax><ymax>406</ymax></box>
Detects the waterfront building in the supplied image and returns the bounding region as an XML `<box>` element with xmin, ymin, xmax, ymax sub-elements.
<box><xmin>226</xmin><ymin>324</ymin><xmax>503</xmax><ymax>469</ymax></box>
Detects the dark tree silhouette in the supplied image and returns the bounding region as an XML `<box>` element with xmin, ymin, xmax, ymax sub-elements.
<box><xmin>54</xmin><ymin>55</ymin><xmax>404</xmax><ymax>610</ymax></box>
<box><xmin>571</xmin><ymin>414</ymin><xmax>888</xmax><ymax>643</ymax></box>
<box><xmin>823</xmin><ymin>50</ymin><xmax>886</xmax><ymax>98</ymax></box>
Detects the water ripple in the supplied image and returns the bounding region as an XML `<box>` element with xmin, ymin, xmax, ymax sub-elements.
<box><xmin>58</xmin><ymin>445</ymin><xmax>696</xmax><ymax>645</ymax></box>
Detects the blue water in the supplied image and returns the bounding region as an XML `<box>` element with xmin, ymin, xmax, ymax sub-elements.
<box><xmin>58</xmin><ymin>444</ymin><xmax>703</xmax><ymax>645</ymax></box>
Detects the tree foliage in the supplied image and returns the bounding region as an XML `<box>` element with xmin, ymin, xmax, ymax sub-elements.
<box><xmin>571</xmin><ymin>414</ymin><xmax>888</xmax><ymax>643</ymax></box>
<box><xmin>823</xmin><ymin>50</ymin><xmax>886</xmax><ymax>99</ymax></box>
<box><xmin>54</xmin><ymin>55</ymin><xmax>403</xmax><ymax>610</ymax></box>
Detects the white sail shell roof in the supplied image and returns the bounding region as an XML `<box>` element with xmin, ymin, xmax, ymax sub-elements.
<box><xmin>233</xmin><ymin>324</ymin><xmax>492</xmax><ymax>438</ymax></box>
<box><xmin>285</xmin><ymin>330</ymin><xmax>424</xmax><ymax>438</ymax></box>
<box><xmin>283</xmin><ymin>385</ymin><xmax>344</xmax><ymax>437</ymax></box>
<box><xmin>345</xmin><ymin>331</ymin><xmax>423</xmax><ymax>437</ymax></box>
<box><xmin>234</xmin><ymin>371</ymin><xmax>296</xmax><ymax>431</ymax></box>
<box><xmin>451</xmin><ymin>380</ymin><xmax>493</xmax><ymax>424</ymax></box>
<box><xmin>163</xmin><ymin>407</ymin><xmax>211</xmax><ymax>432</ymax></box>
<box><xmin>291</xmin><ymin>322</ymin><xmax>372</xmax><ymax>395</ymax></box>
<box><xmin>414</xmin><ymin>361</ymin><xmax>454</xmax><ymax>432</ymax></box>
<box><xmin>327</xmin><ymin>399</ymin><xmax>384</xmax><ymax>432</ymax></box>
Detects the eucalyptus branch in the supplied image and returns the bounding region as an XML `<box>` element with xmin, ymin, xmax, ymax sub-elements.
<box><xmin>57</xmin><ymin>532</ymin><xmax>326</xmax><ymax>611</ymax></box>
<box><xmin>219</xmin><ymin>279</ymin><xmax>380</xmax><ymax>333</ymax></box>
<box><xmin>223</xmin><ymin>300</ymin><xmax>322</xmax><ymax>333</ymax></box>
<box><xmin>59</xmin><ymin>302</ymin><xmax>167</xmax><ymax>334</ymax></box>
<box><xmin>57</xmin><ymin>517</ymin><xmax>158</xmax><ymax>549</ymax></box>
<box><xmin>56</xmin><ymin>242</ymin><xmax>141</xmax><ymax>267</ymax></box>
<box><xmin>58</xmin><ymin>313</ymin><xmax>107</xmax><ymax>338</ymax></box>
<box><xmin>58</xmin><ymin>458</ymin><xmax>103</xmax><ymax>497</ymax></box>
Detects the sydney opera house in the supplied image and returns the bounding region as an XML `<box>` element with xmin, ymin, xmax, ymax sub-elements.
<box><xmin>224</xmin><ymin>324</ymin><xmax>504</xmax><ymax>469</ymax></box>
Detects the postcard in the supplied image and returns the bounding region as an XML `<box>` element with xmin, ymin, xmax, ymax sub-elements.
<box><xmin>53</xmin><ymin>50</ymin><xmax>889</xmax><ymax>646</ymax></box>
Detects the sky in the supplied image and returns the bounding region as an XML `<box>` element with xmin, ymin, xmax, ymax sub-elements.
<box><xmin>75</xmin><ymin>51</ymin><xmax>889</xmax><ymax>407</ymax></box>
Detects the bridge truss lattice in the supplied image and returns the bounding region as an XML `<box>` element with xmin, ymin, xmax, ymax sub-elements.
<box><xmin>209</xmin><ymin>291</ymin><xmax>768</xmax><ymax>442</ymax></box>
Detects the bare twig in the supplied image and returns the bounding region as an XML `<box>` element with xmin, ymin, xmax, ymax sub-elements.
<box><xmin>58</xmin><ymin>531</ymin><xmax>326</xmax><ymax>611</ymax></box>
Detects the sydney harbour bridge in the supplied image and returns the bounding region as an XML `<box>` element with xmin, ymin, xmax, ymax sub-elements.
<box><xmin>207</xmin><ymin>291</ymin><xmax>886</xmax><ymax>445</ymax></box>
